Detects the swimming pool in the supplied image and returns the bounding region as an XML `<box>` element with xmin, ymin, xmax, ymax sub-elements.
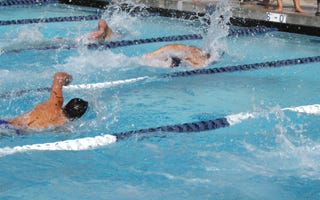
<box><xmin>0</xmin><ymin>1</ymin><xmax>320</xmax><ymax>199</ymax></box>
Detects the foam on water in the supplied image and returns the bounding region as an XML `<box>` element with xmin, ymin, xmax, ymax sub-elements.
<box><xmin>100</xmin><ymin>0</ymin><xmax>144</xmax><ymax>38</ymax></box>
<box><xmin>58</xmin><ymin>50</ymin><xmax>130</xmax><ymax>73</ymax></box>
<box><xmin>0</xmin><ymin>25</ymin><xmax>45</xmax><ymax>50</ymax></box>
<box><xmin>241</xmin><ymin>133</ymin><xmax>320</xmax><ymax>179</ymax></box>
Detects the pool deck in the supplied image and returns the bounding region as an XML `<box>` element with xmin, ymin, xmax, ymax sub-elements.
<box><xmin>133</xmin><ymin>0</ymin><xmax>320</xmax><ymax>36</ymax></box>
<box><xmin>62</xmin><ymin>0</ymin><xmax>320</xmax><ymax>36</ymax></box>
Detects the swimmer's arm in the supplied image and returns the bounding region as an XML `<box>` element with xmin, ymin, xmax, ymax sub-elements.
<box><xmin>88</xmin><ymin>27</ymin><xmax>105</xmax><ymax>39</ymax></box>
<box><xmin>144</xmin><ymin>44</ymin><xmax>189</xmax><ymax>58</ymax></box>
<box><xmin>48</xmin><ymin>72</ymin><xmax>72</xmax><ymax>108</ymax></box>
<box><xmin>143</xmin><ymin>46</ymin><xmax>172</xmax><ymax>58</ymax></box>
<box><xmin>88</xmin><ymin>31</ymin><xmax>101</xmax><ymax>39</ymax></box>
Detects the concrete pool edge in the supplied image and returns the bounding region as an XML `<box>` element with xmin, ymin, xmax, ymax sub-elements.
<box><xmin>58</xmin><ymin>0</ymin><xmax>320</xmax><ymax>36</ymax></box>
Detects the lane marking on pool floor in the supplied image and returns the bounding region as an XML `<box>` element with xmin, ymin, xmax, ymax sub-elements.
<box><xmin>0</xmin><ymin>104</ymin><xmax>319</xmax><ymax>157</ymax></box>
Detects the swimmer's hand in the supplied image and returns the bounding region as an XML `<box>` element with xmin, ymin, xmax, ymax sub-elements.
<box><xmin>88</xmin><ymin>31</ymin><xmax>103</xmax><ymax>40</ymax></box>
<box><xmin>54</xmin><ymin>72</ymin><xmax>73</xmax><ymax>86</ymax></box>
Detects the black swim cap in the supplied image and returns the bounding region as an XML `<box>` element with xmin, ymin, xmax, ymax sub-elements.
<box><xmin>170</xmin><ymin>57</ymin><xmax>182</xmax><ymax>68</ymax></box>
<box><xmin>63</xmin><ymin>98</ymin><xmax>88</xmax><ymax>120</ymax></box>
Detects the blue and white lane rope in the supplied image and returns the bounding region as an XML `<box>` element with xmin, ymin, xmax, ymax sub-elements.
<box><xmin>0</xmin><ymin>76</ymin><xmax>149</xmax><ymax>98</ymax></box>
<box><xmin>1</xmin><ymin>55</ymin><xmax>319</xmax><ymax>99</ymax></box>
<box><xmin>0</xmin><ymin>103</ymin><xmax>319</xmax><ymax>157</ymax></box>
<box><xmin>0</xmin><ymin>0</ymin><xmax>58</xmax><ymax>6</ymax></box>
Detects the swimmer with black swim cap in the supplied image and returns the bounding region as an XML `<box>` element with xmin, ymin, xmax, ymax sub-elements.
<box><xmin>63</xmin><ymin>98</ymin><xmax>88</xmax><ymax>120</ymax></box>
<box><xmin>170</xmin><ymin>57</ymin><xmax>182</xmax><ymax>68</ymax></box>
<box><xmin>143</xmin><ymin>44</ymin><xmax>210</xmax><ymax>68</ymax></box>
<box><xmin>8</xmin><ymin>72</ymin><xmax>88</xmax><ymax>129</ymax></box>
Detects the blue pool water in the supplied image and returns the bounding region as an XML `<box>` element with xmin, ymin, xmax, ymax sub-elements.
<box><xmin>0</xmin><ymin>1</ymin><xmax>320</xmax><ymax>199</ymax></box>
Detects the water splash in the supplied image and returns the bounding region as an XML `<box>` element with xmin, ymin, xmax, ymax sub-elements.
<box><xmin>61</xmin><ymin>1</ymin><xmax>150</xmax><ymax>72</ymax></box>
<box><xmin>0</xmin><ymin>25</ymin><xmax>45</xmax><ymax>51</ymax></box>
<box><xmin>100</xmin><ymin>0</ymin><xmax>148</xmax><ymax>38</ymax></box>
<box><xmin>14</xmin><ymin>25</ymin><xmax>45</xmax><ymax>43</ymax></box>
<box><xmin>242</xmin><ymin>133</ymin><xmax>320</xmax><ymax>179</ymax></box>
<box><xmin>59</xmin><ymin>49</ymin><xmax>129</xmax><ymax>73</ymax></box>
<box><xmin>201</xmin><ymin>0</ymin><xmax>235</xmax><ymax>63</ymax></box>
<box><xmin>234</xmin><ymin>101</ymin><xmax>320</xmax><ymax>179</ymax></box>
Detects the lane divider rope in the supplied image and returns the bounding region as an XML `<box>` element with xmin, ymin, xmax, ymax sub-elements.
<box><xmin>1</xmin><ymin>26</ymin><xmax>277</xmax><ymax>54</ymax></box>
<box><xmin>1</xmin><ymin>55</ymin><xmax>318</xmax><ymax>98</ymax></box>
<box><xmin>164</xmin><ymin>55</ymin><xmax>320</xmax><ymax>78</ymax></box>
<box><xmin>3</xmin><ymin>33</ymin><xmax>203</xmax><ymax>53</ymax></box>
<box><xmin>87</xmin><ymin>26</ymin><xmax>277</xmax><ymax>50</ymax></box>
<box><xmin>0</xmin><ymin>76</ymin><xmax>149</xmax><ymax>98</ymax></box>
<box><xmin>0</xmin><ymin>12</ymin><xmax>161</xmax><ymax>26</ymax></box>
<box><xmin>0</xmin><ymin>15</ymin><xmax>101</xmax><ymax>26</ymax></box>
<box><xmin>0</xmin><ymin>103</ymin><xmax>319</xmax><ymax>157</ymax></box>
<box><xmin>0</xmin><ymin>0</ymin><xmax>58</xmax><ymax>6</ymax></box>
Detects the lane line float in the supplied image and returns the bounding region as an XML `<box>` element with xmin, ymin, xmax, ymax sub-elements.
<box><xmin>1</xmin><ymin>55</ymin><xmax>319</xmax><ymax>99</ymax></box>
<box><xmin>0</xmin><ymin>103</ymin><xmax>319</xmax><ymax>157</ymax></box>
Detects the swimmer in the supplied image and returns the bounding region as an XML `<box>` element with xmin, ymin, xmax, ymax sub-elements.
<box><xmin>1</xmin><ymin>19</ymin><xmax>114</xmax><ymax>54</ymax></box>
<box><xmin>143</xmin><ymin>44</ymin><xmax>211</xmax><ymax>68</ymax></box>
<box><xmin>88</xmin><ymin>19</ymin><xmax>114</xmax><ymax>43</ymax></box>
<box><xmin>4</xmin><ymin>72</ymin><xmax>88</xmax><ymax>129</ymax></box>
<box><xmin>53</xmin><ymin>19</ymin><xmax>114</xmax><ymax>44</ymax></box>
